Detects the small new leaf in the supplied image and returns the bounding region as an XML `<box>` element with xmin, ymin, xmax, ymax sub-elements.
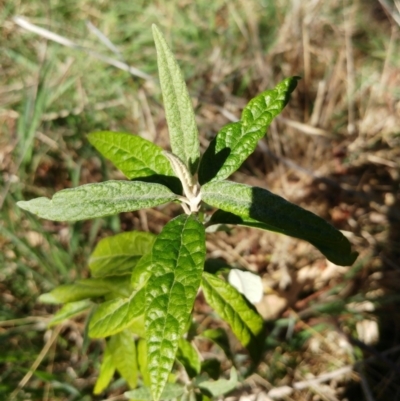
<box><xmin>17</xmin><ymin>181</ymin><xmax>178</xmax><ymax>221</ymax></box>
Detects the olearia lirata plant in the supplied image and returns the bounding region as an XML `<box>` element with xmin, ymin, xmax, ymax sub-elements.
<box><xmin>17</xmin><ymin>25</ymin><xmax>358</xmax><ymax>401</ymax></box>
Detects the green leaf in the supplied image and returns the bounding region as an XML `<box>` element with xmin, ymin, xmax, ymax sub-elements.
<box><xmin>201</xmin><ymin>272</ymin><xmax>263</xmax><ymax>359</ymax></box>
<box><xmin>176</xmin><ymin>339</ymin><xmax>201</xmax><ymax>378</ymax></box>
<box><xmin>89</xmin><ymin>231</ymin><xmax>156</xmax><ymax>278</ymax></box>
<box><xmin>94</xmin><ymin>342</ymin><xmax>116</xmax><ymax>395</ymax></box>
<box><xmin>48</xmin><ymin>300</ymin><xmax>92</xmax><ymax>327</ymax></box>
<box><xmin>88</xmin><ymin>131</ymin><xmax>181</xmax><ymax>193</ymax></box>
<box><xmin>198</xmin><ymin>367</ymin><xmax>237</xmax><ymax>397</ymax></box>
<box><xmin>198</xmin><ymin>77</ymin><xmax>300</xmax><ymax>184</ymax></box>
<box><xmin>39</xmin><ymin>277</ymin><xmax>131</xmax><ymax>304</ymax></box>
<box><xmin>125</xmin><ymin>383</ymin><xmax>185</xmax><ymax>401</ymax></box>
<box><xmin>109</xmin><ymin>330</ymin><xmax>138</xmax><ymax>389</ymax></box>
<box><xmin>152</xmin><ymin>25</ymin><xmax>200</xmax><ymax>174</ymax></box>
<box><xmin>89</xmin><ymin>287</ymin><xmax>145</xmax><ymax>338</ymax></box>
<box><xmin>17</xmin><ymin>180</ymin><xmax>178</xmax><ymax>221</ymax></box>
<box><xmin>131</xmin><ymin>252</ymin><xmax>153</xmax><ymax>290</ymax></box>
<box><xmin>202</xmin><ymin>180</ymin><xmax>358</xmax><ymax>266</ymax></box>
<box><xmin>127</xmin><ymin>315</ymin><xmax>146</xmax><ymax>338</ymax></box>
<box><xmin>137</xmin><ymin>339</ymin><xmax>151</xmax><ymax>387</ymax></box>
<box><xmin>88</xmin><ymin>131</ymin><xmax>174</xmax><ymax>179</ymax></box>
<box><xmin>145</xmin><ymin>214</ymin><xmax>206</xmax><ymax>401</ymax></box>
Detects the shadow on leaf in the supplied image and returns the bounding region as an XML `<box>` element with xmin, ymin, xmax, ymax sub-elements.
<box><xmin>198</xmin><ymin>141</ymin><xmax>231</xmax><ymax>185</ymax></box>
<box><xmin>133</xmin><ymin>174</ymin><xmax>182</xmax><ymax>195</ymax></box>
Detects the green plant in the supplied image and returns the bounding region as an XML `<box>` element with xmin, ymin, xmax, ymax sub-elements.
<box><xmin>17</xmin><ymin>25</ymin><xmax>358</xmax><ymax>401</ymax></box>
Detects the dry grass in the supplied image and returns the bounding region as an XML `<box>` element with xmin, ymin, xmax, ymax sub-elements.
<box><xmin>1</xmin><ymin>0</ymin><xmax>400</xmax><ymax>400</ymax></box>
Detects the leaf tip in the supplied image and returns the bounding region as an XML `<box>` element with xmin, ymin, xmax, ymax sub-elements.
<box><xmin>16</xmin><ymin>200</ymin><xmax>27</xmax><ymax>210</ymax></box>
<box><xmin>152</xmin><ymin>23</ymin><xmax>161</xmax><ymax>37</ymax></box>
<box><xmin>17</xmin><ymin>196</ymin><xmax>54</xmax><ymax>219</ymax></box>
<box><xmin>285</xmin><ymin>75</ymin><xmax>302</xmax><ymax>94</ymax></box>
<box><xmin>87</xmin><ymin>131</ymin><xmax>97</xmax><ymax>143</ymax></box>
<box><xmin>17</xmin><ymin>197</ymin><xmax>49</xmax><ymax>214</ymax></box>
<box><xmin>38</xmin><ymin>292</ymin><xmax>59</xmax><ymax>304</ymax></box>
<box><xmin>347</xmin><ymin>250</ymin><xmax>359</xmax><ymax>266</ymax></box>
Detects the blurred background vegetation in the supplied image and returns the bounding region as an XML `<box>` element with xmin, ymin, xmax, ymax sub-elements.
<box><xmin>1</xmin><ymin>0</ymin><xmax>400</xmax><ymax>400</ymax></box>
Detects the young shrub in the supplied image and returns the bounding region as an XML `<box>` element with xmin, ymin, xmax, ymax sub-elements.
<box><xmin>18</xmin><ymin>25</ymin><xmax>358</xmax><ymax>401</ymax></box>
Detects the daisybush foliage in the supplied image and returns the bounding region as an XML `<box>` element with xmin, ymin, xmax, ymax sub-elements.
<box><xmin>18</xmin><ymin>25</ymin><xmax>358</xmax><ymax>401</ymax></box>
